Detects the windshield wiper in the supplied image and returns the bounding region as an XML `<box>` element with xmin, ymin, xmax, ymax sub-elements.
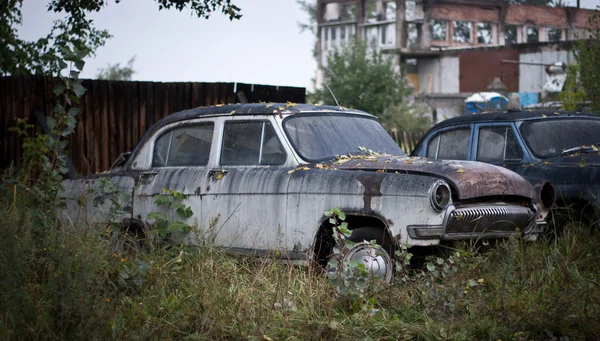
<box><xmin>560</xmin><ymin>145</ymin><xmax>598</xmax><ymax>157</ymax></box>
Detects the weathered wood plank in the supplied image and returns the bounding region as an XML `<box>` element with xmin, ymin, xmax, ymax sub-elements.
<box><xmin>0</xmin><ymin>77</ymin><xmax>306</xmax><ymax>171</ymax></box>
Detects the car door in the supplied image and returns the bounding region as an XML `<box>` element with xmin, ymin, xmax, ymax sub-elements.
<box><xmin>473</xmin><ymin>123</ymin><xmax>530</xmax><ymax>172</ymax></box>
<box><xmin>421</xmin><ymin>125</ymin><xmax>473</xmax><ymax>161</ymax></box>
<box><xmin>200</xmin><ymin>116</ymin><xmax>293</xmax><ymax>254</ymax></box>
<box><xmin>132</xmin><ymin>120</ymin><xmax>215</xmax><ymax>243</ymax></box>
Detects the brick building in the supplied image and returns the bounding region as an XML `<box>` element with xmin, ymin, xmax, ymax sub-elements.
<box><xmin>316</xmin><ymin>0</ymin><xmax>597</xmax><ymax>119</ymax></box>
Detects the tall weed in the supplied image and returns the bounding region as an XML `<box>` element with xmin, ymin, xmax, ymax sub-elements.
<box><xmin>1</xmin><ymin>192</ymin><xmax>599</xmax><ymax>340</ymax></box>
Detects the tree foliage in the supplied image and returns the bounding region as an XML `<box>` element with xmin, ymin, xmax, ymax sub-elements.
<box><xmin>96</xmin><ymin>56</ymin><xmax>136</xmax><ymax>81</ymax></box>
<box><xmin>575</xmin><ymin>9</ymin><xmax>600</xmax><ymax>114</ymax></box>
<box><xmin>0</xmin><ymin>0</ymin><xmax>241</xmax><ymax>76</ymax></box>
<box><xmin>312</xmin><ymin>40</ymin><xmax>412</xmax><ymax>122</ymax></box>
<box><xmin>559</xmin><ymin>63</ymin><xmax>587</xmax><ymax>111</ymax></box>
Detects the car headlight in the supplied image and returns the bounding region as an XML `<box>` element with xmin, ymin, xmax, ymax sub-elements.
<box><xmin>430</xmin><ymin>180</ymin><xmax>451</xmax><ymax>212</ymax></box>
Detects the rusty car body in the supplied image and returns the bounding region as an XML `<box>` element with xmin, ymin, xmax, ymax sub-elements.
<box><xmin>412</xmin><ymin>110</ymin><xmax>599</xmax><ymax>231</ymax></box>
<box><xmin>60</xmin><ymin>104</ymin><xmax>551</xmax><ymax>280</ymax></box>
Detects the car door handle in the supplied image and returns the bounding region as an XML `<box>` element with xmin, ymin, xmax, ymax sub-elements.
<box><xmin>140</xmin><ymin>170</ymin><xmax>159</xmax><ymax>178</ymax></box>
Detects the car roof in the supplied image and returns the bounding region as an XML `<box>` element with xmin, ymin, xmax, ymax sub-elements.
<box><xmin>158</xmin><ymin>103</ymin><xmax>370</xmax><ymax>125</ymax></box>
<box><xmin>148</xmin><ymin>102</ymin><xmax>372</xmax><ymax>140</ymax></box>
<box><xmin>430</xmin><ymin>110</ymin><xmax>600</xmax><ymax>131</ymax></box>
<box><xmin>123</xmin><ymin>103</ymin><xmax>373</xmax><ymax>169</ymax></box>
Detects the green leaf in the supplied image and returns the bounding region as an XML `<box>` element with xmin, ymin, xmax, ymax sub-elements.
<box><xmin>67</xmin><ymin>107</ymin><xmax>80</xmax><ymax>117</ymax></box>
<box><xmin>53</xmin><ymin>103</ymin><xmax>64</xmax><ymax>114</ymax></box>
<box><xmin>468</xmin><ymin>279</ymin><xmax>478</xmax><ymax>287</ymax></box>
<box><xmin>53</xmin><ymin>82</ymin><xmax>66</xmax><ymax>96</ymax></box>
<box><xmin>75</xmin><ymin>60</ymin><xmax>85</xmax><ymax>71</ymax></box>
<box><xmin>59</xmin><ymin>167</ymin><xmax>69</xmax><ymax>174</ymax></box>
<box><xmin>75</xmin><ymin>48</ymin><xmax>89</xmax><ymax>60</ymax></box>
<box><xmin>71</xmin><ymin>81</ymin><xmax>87</xmax><ymax>98</ymax></box>
<box><xmin>338</xmin><ymin>223</ymin><xmax>351</xmax><ymax>236</ymax></box>
<box><xmin>46</xmin><ymin>117</ymin><xmax>57</xmax><ymax>130</ymax></box>
<box><xmin>70</xmin><ymin>70</ymin><xmax>80</xmax><ymax>79</ymax></box>
<box><xmin>58</xmin><ymin>60</ymin><xmax>68</xmax><ymax>70</ymax></box>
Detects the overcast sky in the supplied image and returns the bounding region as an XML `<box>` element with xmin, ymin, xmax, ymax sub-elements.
<box><xmin>19</xmin><ymin>0</ymin><xmax>317</xmax><ymax>89</ymax></box>
<box><xmin>17</xmin><ymin>0</ymin><xmax>599</xmax><ymax>90</ymax></box>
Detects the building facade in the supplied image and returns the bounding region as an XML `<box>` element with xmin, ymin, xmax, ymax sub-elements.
<box><xmin>316</xmin><ymin>0</ymin><xmax>596</xmax><ymax>119</ymax></box>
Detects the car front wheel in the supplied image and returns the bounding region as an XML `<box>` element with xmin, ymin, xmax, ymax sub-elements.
<box><xmin>344</xmin><ymin>227</ymin><xmax>395</xmax><ymax>282</ymax></box>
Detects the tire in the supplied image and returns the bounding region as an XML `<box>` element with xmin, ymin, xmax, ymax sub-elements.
<box><xmin>547</xmin><ymin>208</ymin><xmax>596</xmax><ymax>238</ymax></box>
<box><xmin>111</xmin><ymin>225</ymin><xmax>146</xmax><ymax>256</ymax></box>
<box><xmin>344</xmin><ymin>227</ymin><xmax>395</xmax><ymax>282</ymax></box>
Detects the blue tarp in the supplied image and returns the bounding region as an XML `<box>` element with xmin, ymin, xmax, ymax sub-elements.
<box><xmin>515</xmin><ymin>92</ymin><xmax>539</xmax><ymax>107</ymax></box>
<box><xmin>464</xmin><ymin>92</ymin><xmax>508</xmax><ymax>114</ymax></box>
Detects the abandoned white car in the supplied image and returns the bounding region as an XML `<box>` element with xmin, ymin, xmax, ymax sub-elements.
<box><xmin>60</xmin><ymin>103</ymin><xmax>553</xmax><ymax>280</ymax></box>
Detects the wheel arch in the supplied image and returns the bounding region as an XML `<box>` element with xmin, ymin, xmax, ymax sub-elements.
<box><xmin>311</xmin><ymin>211</ymin><xmax>395</xmax><ymax>267</ymax></box>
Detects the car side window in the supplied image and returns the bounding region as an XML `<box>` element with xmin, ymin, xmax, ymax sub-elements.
<box><xmin>427</xmin><ymin>128</ymin><xmax>471</xmax><ymax>160</ymax></box>
<box><xmin>477</xmin><ymin>126</ymin><xmax>523</xmax><ymax>162</ymax></box>
<box><xmin>221</xmin><ymin>121</ymin><xmax>286</xmax><ymax>166</ymax></box>
<box><xmin>152</xmin><ymin>123</ymin><xmax>214</xmax><ymax>167</ymax></box>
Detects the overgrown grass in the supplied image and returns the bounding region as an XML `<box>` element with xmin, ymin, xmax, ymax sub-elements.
<box><xmin>1</xmin><ymin>196</ymin><xmax>599</xmax><ymax>340</ymax></box>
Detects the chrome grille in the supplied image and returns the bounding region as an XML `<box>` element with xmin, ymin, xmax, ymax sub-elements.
<box><xmin>445</xmin><ymin>205</ymin><xmax>535</xmax><ymax>235</ymax></box>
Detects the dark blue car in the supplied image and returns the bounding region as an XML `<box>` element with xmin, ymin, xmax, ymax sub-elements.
<box><xmin>412</xmin><ymin>111</ymin><xmax>600</xmax><ymax>231</ymax></box>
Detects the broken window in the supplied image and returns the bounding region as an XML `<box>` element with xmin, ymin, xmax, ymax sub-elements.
<box><xmin>505</xmin><ymin>25</ymin><xmax>517</xmax><ymax>45</ymax></box>
<box><xmin>385</xmin><ymin>1</ymin><xmax>396</xmax><ymax>20</ymax></box>
<box><xmin>427</xmin><ymin>128</ymin><xmax>471</xmax><ymax>160</ymax></box>
<box><xmin>342</xmin><ymin>4</ymin><xmax>356</xmax><ymax>21</ymax></box>
<box><xmin>221</xmin><ymin>121</ymin><xmax>286</xmax><ymax>166</ymax></box>
<box><xmin>366</xmin><ymin>1</ymin><xmax>378</xmax><ymax>23</ymax></box>
<box><xmin>548</xmin><ymin>27</ymin><xmax>562</xmax><ymax>42</ymax></box>
<box><xmin>476</xmin><ymin>126</ymin><xmax>523</xmax><ymax>163</ymax></box>
<box><xmin>153</xmin><ymin>124</ymin><xmax>214</xmax><ymax>167</ymax></box>
<box><xmin>453</xmin><ymin>21</ymin><xmax>472</xmax><ymax>43</ymax></box>
<box><xmin>430</xmin><ymin>19</ymin><xmax>447</xmax><ymax>41</ymax></box>
<box><xmin>381</xmin><ymin>23</ymin><xmax>395</xmax><ymax>46</ymax></box>
<box><xmin>331</xmin><ymin>26</ymin><xmax>337</xmax><ymax>44</ymax></box>
<box><xmin>407</xmin><ymin>23</ymin><xmax>418</xmax><ymax>48</ymax></box>
<box><xmin>405</xmin><ymin>0</ymin><xmax>416</xmax><ymax>21</ymax></box>
<box><xmin>477</xmin><ymin>22</ymin><xmax>493</xmax><ymax>44</ymax></box>
<box><xmin>527</xmin><ymin>26</ymin><xmax>539</xmax><ymax>42</ymax></box>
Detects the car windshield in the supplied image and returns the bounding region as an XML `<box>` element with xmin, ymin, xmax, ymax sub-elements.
<box><xmin>283</xmin><ymin>113</ymin><xmax>404</xmax><ymax>162</ymax></box>
<box><xmin>521</xmin><ymin>118</ymin><xmax>600</xmax><ymax>158</ymax></box>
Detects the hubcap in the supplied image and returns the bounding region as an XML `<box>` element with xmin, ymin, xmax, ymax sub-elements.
<box><xmin>344</xmin><ymin>242</ymin><xmax>393</xmax><ymax>282</ymax></box>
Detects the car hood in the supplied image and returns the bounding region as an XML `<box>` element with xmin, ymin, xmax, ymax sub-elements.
<box><xmin>320</xmin><ymin>155</ymin><xmax>534</xmax><ymax>200</ymax></box>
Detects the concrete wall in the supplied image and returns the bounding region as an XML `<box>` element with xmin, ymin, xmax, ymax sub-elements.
<box><xmin>417</xmin><ymin>56</ymin><xmax>459</xmax><ymax>93</ymax></box>
<box><xmin>422</xmin><ymin>94</ymin><xmax>468</xmax><ymax>122</ymax></box>
<box><xmin>519</xmin><ymin>49</ymin><xmax>575</xmax><ymax>93</ymax></box>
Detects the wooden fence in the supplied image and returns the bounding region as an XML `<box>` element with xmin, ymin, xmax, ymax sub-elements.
<box><xmin>0</xmin><ymin>76</ymin><xmax>305</xmax><ymax>174</ymax></box>
<box><xmin>389</xmin><ymin>129</ymin><xmax>425</xmax><ymax>155</ymax></box>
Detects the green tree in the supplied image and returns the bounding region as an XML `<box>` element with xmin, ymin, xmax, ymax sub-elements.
<box><xmin>575</xmin><ymin>9</ymin><xmax>600</xmax><ymax>114</ymax></box>
<box><xmin>559</xmin><ymin>63</ymin><xmax>587</xmax><ymax>111</ymax></box>
<box><xmin>1</xmin><ymin>0</ymin><xmax>241</xmax><ymax>76</ymax></box>
<box><xmin>312</xmin><ymin>40</ymin><xmax>412</xmax><ymax>122</ymax></box>
<box><xmin>296</xmin><ymin>0</ymin><xmax>317</xmax><ymax>59</ymax></box>
<box><xmin>96</xmin><ymin>56</ymin><xmax>136</xmax><ymax>81</ymax></box>
<box><xmin>380</xmin><ymin>102</ymin><xmax>432</xmax><ymax>132</ymax></box>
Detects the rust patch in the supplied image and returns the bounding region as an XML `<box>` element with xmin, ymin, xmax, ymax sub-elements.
<box><xmin>333</xmin><ymin>155</ymin><xmax>533</xmax><ymax>200</ymax></box>
<box><xmin>356</xmin><ymin>173</ymin><xmax>384</xmax><ymax>210</ymax></box>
